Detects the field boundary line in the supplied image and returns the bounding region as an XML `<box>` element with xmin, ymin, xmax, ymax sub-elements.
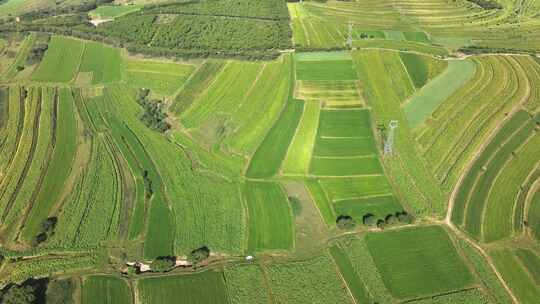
<box><xmin>333</xmin><ymin>193</ymin><xmax>394</xmax><ymax>203</ymax></box>
<box><xmin>444</xmin><ymin>220</ymin><xmax>519</xmax><ymax>303</ymax></box>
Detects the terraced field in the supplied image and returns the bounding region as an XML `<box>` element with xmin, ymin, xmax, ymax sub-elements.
<box><xmin>1</xmin><ymin>1</ymin><xmax>540</xmax><ymax>303</ymax></box>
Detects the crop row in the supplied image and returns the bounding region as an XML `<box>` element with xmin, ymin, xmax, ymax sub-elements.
<box><xmin>21</xmin><ymin>88</ymin><xmax>78</xmax><ymax>242</ymax></box>
<box><xmin>0</xmin><ymin>87</ymin><xmax>40</xmax><ymax>229</ymax></box>
<box><xmin>353</xmin><ymin>50</ymin><xmax>446</xmax><ymax>216</ymax></box>
<box><xmin>3</xmin><ymin>87</ymin><xmax>55</xmax><ymax>241</ymax></box>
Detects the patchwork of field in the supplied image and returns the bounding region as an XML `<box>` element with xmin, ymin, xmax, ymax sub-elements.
<box><xmin>353</xmin><ymin>49</ymin><xmax>446</xmax><ymax>216</ymax></box>
<box><xmin>1</xmin><ymin>2</ymin><xmax>540</xmax><ymax>303</ymax></box>
<box><xmin>366</xmin><ymin>226</ymin><xmax>474</xmax><ymax>299</ymax></box>
<box><xmin>138</xmin><ymin>271</ymin><xmax>229</xmax><ymax>304</ymax></box>
<box><xmin>288</xmin><ymin>0</ymin><xmax>540</xmax><ymax>53</ymax></box>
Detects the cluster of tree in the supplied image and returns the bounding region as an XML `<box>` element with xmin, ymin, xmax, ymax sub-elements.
<box><xmin>362</xmin><ymin>211</ymin><xmax>414</xmax><ymax>229</ymax></box>
<box><xmin>188</xmin><ymin>246</ymin><xmax>210</xmax><ymax>265</ymax></box>
<box><xmin>0</xmin><ymin>278</ymin><xmax>48</xmax><ymax>304</ymax></box>
<box><xmin>142</xmin><ymin>0</ymin><xmax>290</xmax><ymax>20</ymax></box>
<box><xmin>25</xmin><ymin>39</ymin><xmax>49</xmax><ymax>66</ymax></box>
<box><xmin>15</xmin><ymin>0</ymin><xmax>113</xmax><ymax>22</ymax></box>
<box><xmin>458</xmin><ymin>45</ymin><xmax>534</xmax><ymax>55</ymax></box>
<box><xmin>150</xmin><ymin>246</ymin><xmax>210</xmax><ymax>272</ymax></box>
<box><xmin>150</xmin><ymin>256</ymin><xmax>176</xmax><ymax>272</ymax></box>
<box><xmin>136</xmin><ymin>88</ymin><xmax>170</xmax><ymax>133</ymax></box>
<box><xmin>336</xmin><ymin>211</ymin><xmax>414</xmax><ymax>230</ymax></box>
<box><xmin>466</xmin><ymin>0</ymin><xmax>503</xmax><ymax>9</ymax></box>
<box><xmin>91</xmin><ymin>13</ymin><xmax>292</xmax><ymax>52</ymax></box>
<box><xmin>0</xmin><ymin>8</ymin><xmax>290</xmax><ymax>60</ymax></box>
<box><xmin>35</xmin><ymin>217</ymin><xmax>57</xmax><ymax>245</ymax></box>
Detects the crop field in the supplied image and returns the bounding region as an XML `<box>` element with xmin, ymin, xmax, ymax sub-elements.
<box><xmin>266</xmin><ymin>254</ymin><xmax>354</xmax><ymax>304</ymax></box>
<box><xmin>452</xmin><ymin>110</ymin><xmax>540</xmax><ymax>241</ymax></box>
<box><xmin>224</xmin><ymin>264</ymin><xmax>269</xmax><ymax>304</ymax></box>
<box><xmin>78</xmin><ymin>42</ymin><xmax>122</xmax><ymax>85</ymax></box>
<box><xmin>89</xmin><ymin>4</ymin><xmax>143</xmax><ymax>19</ymax></box>
<box><xmin>491</xmin><ymin>249</ymin><xmax>540</xmax><ymax>303</ymax></box>
<box><xmin>416</xmin><ymin>55</ymin><xmax>530</xmax><ymax>191</ymax></box>
<box><xmin>399</xmin><ymin>53</ymin><xmax>448</xmax><ymax>89</ymax></box>
<box><xmin>182</xmin><ymin>55</ymin><xmax>292</xmax><ymax>155</ymax></box>
<box><xmin>2</xmin><ymin>1</ymin><xmax>540</xmax><ymax>302</ymax></box>
<box><xmin>529</xmin><ymin>188</ymin><xmax>540</xmax><ymax>241</ymax></box>
<box><xmin>123</xmin><ymin>59</ymin><xmax>195</xmax><ymax>96</ymax></box>
<box><xmin>353</xmin><ymin>49</ymin><xmax>446</xmax><ymax>216</ymax></box>
<box><xmin>138</xmin><ymin>271</ymin><xmax>229</xmax><ymax>304</ymax></box>
<box><xmin>32</xmin><ymin>36</ymin><xmax>85</xmax><ymax>83</ymax></box>
<box><xmin>329</xmin><ymin>245</ymin><xmax>371</xmax><ymax>304</ymax></box>
<box><xmin>82</xmin><ymin>275</ymin><xmax>132</xmax><ymax>304</ymax></box>
<box><xmin>405</xmin><ymin>59</ymin><xmax>475</xmax><ymax>128</ymax></box>
<box><xmin>365</xmin><ymin>226</ymin><xmax>474</xmax><ymax>300</ymax></box>
<box><xmin>246</xmin><ymin>99</ymin><xmax>303</xmax><ymax>178</ymax></box>
<box><xmin>244</xmin><ymin>181</ymin><xmax>293</xmax><ymax>252</ymax></box>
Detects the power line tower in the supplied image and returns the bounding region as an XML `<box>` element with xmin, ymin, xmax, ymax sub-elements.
<box><xmin>346</xmin><ymin>20</ymin><xmax>353</xmax><ymax>48</ymax></box>
<box><xmin>384</xmin><ymin>120</ymin><xmax>398</xmax><ymax>155</ymax></box>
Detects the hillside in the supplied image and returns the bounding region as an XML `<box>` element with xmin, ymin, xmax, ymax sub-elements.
<box><xmin>0</xmin><ymin>0</ymin><xmax>539</xmax><ymax>303</ymax></box>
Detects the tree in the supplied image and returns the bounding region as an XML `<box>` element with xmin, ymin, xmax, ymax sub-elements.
<box><xmin>362</xmin><ymin>213</ymin><xmax>376</xmax><ymax>226</ymax></box>
<box><xmin>46</xmin><ymin>278</ymin><xmax>74</xmax><ymax>304</ymax></box>
<box><xmin>150</xmin><ymin>256</ymin><xmax>176</xmax><ymax>272</ymax></box>
<box><xmin>336</xmin><ymin>215</ymin><xmax>356</xmax><ymax>230</ymax></box>
<box><xmin>376</xmin><ymin>219</ymin><xmax>385</xmax><ymax>230</ymax></box>
<box><xmin>396</xmin><ymin>211</ymin><xmax>414</xmax><ymax>224</ymax></box>
<box><xmin>1</xmin><ymin>285</ymin><xmax>35</xmax><ymax>304</ymax></box>
<box><xmin>385</xmin><ymin>214</ymin><xmax>397</xmax><ymax>225</ymax></box>
<box><xmin>188</xmin><ymin>246</ymin><xmax>210</xmax><ymax>265</ymax></box>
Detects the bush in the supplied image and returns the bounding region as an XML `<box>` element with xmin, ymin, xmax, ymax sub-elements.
<box><xmin>376</xmin><ymin>219</ymin><xmax>385</xmax><ymax>230</ymax></box>
<box><xmin>362</xmin><ymin>213</ymin><xmax>376</xmax><ymax>226</ymax></box>
<box><xmin>396</xmin><ymin>211</ymin><xmax>414</xmax><ymax>224</ymax></box>
<box><xmin>150</xmin><ymin>256</ymin><xmax>176</xmax><ymax>272</ymax></box>
<box><xmin>188</xmin><ymin>246</ymin><xmax>210</xmax><ymax>265</ymax></box>
<box><xmin>336</xmin><ymin>215</ymin><xmax>356</xmax><ymax>230</ymax></box>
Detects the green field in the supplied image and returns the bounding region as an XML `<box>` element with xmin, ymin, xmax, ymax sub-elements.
<box><xmin>123</xmin><ymin>59</ymin><xmax>195</xmax><ymax>96</ymax></box>
<box><xmin>404</xmin><ymin>59</ymin><xmax>475</xmax><ymax>128</ymax></box>
<box><xmin>1</xmin><ymin>1</ymin><xmax>540</xmax><ymax>302</ymax></box>
<box><xmin>246</xmin><ymin>99</ymin><xmax>303</xmax><ymax>178</ymax></box>
<box><xmin>138</xmin><ymin>271</ymin><xmax>229</xmax><ymax>304</ymax></box>
<box><xmin>32</xmin><ymin>36</ymin><xmax>85</xmax><ymax>83</ymax></box>
<box><xmin>89</xmin><ymin>4</ymin><xmax>143</xmax><ymax>18</ymax></box>
<box><xmin>244</xmin><ymin>181</ymin><xmax>294</xmax><ymax>252</ymax></box>
<box><xmin>82</xmin><ymin>275</ymin><xmax>131</xmax><ymax>304</ymax></box>
<box><xmin>78</xmin><ymin>41</ymin><xmax>122</xmax><ymax>84</ymax></box>
<box><xmin>266</xmin><ymin>255</ymin><xmax>354</xmax><ymax>304</ymax></box>
<box><xmin>365</xmin><ymin>226</ymin><xmax>474</xmax><ymax>299</ymax></box>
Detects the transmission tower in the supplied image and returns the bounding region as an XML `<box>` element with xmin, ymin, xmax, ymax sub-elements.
<box><xmin>384</xmin><ymin>120</ymin><xmax>398</xmax><ymax>155</ymax></box>
<box><xmin>346</xmin><ymin>20</ymin><xmax>353</xmax><ymax>48</ymax></box>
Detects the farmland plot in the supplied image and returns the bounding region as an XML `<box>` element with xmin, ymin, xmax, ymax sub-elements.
<box><xmin>365</xmin><ymin>226</ymin><xmax>474</xmax><ymax>299</ymax></box>
<box><xmin>101</xmin><ymin>85</ymin><xmax>246</xmax><ymax>255</ymax></box>
<box><xmin>21</xmin><ymin>88</ymin><xmax>77</xmax><ymax>242</ymax></box>
<box><xmin>224</xmin><ymin>264</ymin><xmax>269</xmax><ymax>304</ymax></box>
<box><xmin>246</xmin><ymin>99</ymin><xmax>303</xmax><ymax>178</ymax></box>
<box><xmin>78</xmin><ymin>41</ymin><xmax>122</xmax><ymax>84</ymax></box>
<box><xmin>266</xmin><ymin>254</ymin><xmax>354</xmax><ymax>304</ymax></box>
<box><xmin>82</xmin><ymin>275</ymin><xmax>132</xmax><ymax>304</ymax></box>
<box><xmin>183</xmin><ymin>55</ymin><xmax>292</xmax><ymax>155</ymax></box>
<box><xmin>417</xmin><ymin>56</ymin><xmax>530</xmax><ymax>191</ymax></box>
<box><xmin>399</xmin><ymin>52</ymin><xmax>448</xmax><ymax>89</ymax></box>
<box><xmin>353</xmin><ymin>49</ymin><xmax>447</xmax><ymax>216</ymax></box>
<box><xmin>244</xmin><ymin>181</ymin><xmax>293</xmax><ymax>252</ymax></box>
<box><xmin>123</xmin><ymin>59</ymin><xmax>195</xmax><ymax>96</ymax></box>
<box><xmin>32</xmin><ymin>36</ymin><xmax>84</xmax><ymax>83</ymax></box>
<box><xmin>491</xmin><ymin>249</ymin><xmax>540</xmax><ymax>304</ymax></box>
<box><xmin>138</xmin><ymin>271</ymin><xmax>229</xmax><ymax>304</ymax></box>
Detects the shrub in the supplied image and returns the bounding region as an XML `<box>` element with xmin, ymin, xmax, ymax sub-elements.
<box><xmin>150</xmin><ymin>256</ymin><xmax>176</xmax><ymax>272</ymax></box>
<box><xmin>188</xmin><ymin>246</ymin><xmax>210</xmax><ymax>265</ymax></box>
<box><xmin>362</xmin><ymin>213</ymin><xmax>376</xmax><ymax>226</ymax></box>
<box><xmin>336</xmin><ymin>215</ymin><xmax>356</xmax><ymax>230</ymax></box>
